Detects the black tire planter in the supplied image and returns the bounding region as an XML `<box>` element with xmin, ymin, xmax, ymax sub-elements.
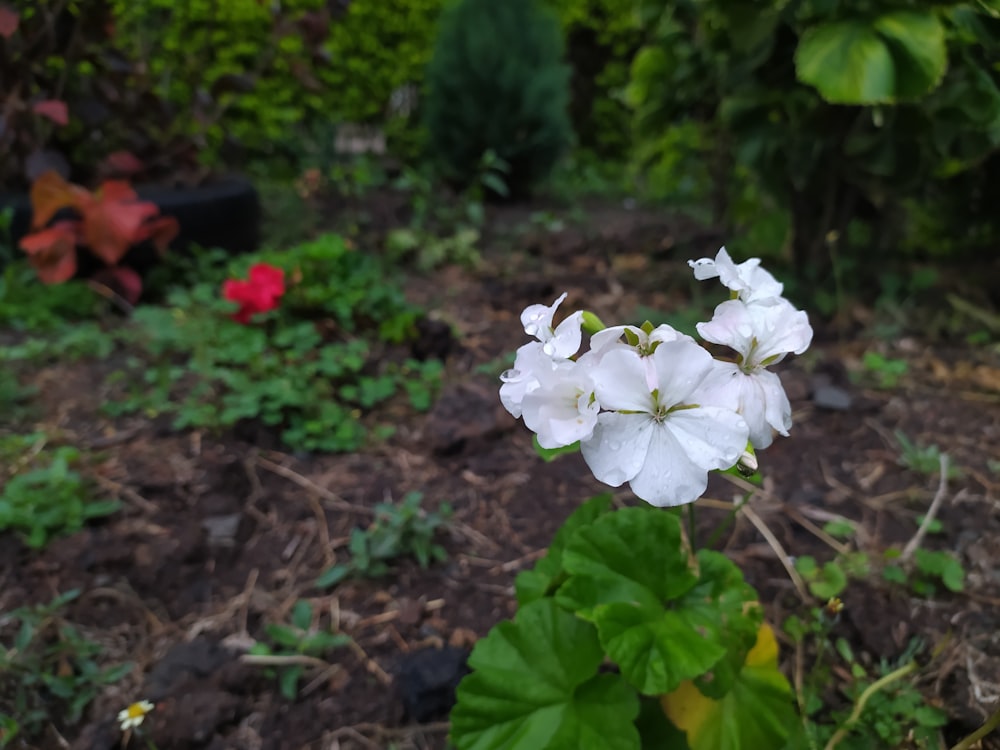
<box><xmin>0</xmin><ymin>176</ymin><xmax>261</xmax><ymax>270</ymax></box>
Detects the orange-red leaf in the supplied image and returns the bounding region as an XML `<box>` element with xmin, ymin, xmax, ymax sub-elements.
<box><xmin>135</xmin><ymin>214</ymin><xmax>180</xmax><ymax>254</ymax></box>
<box><xmin>0</xmin><ymin>5</ymin><xmax>18</xmax><ymax>38</ymax></box>
<box><xmin>29</xmin><ymin>171</ymin><xmax>85</xmax><ymax>229</ymax></box>
<box><xmin>103</xmin><ymin>150</ymin><xmax>145</xmax><ymax>177</ymax></box>
<box><xmin>19</xmin><ymin>221</ymin><xmax>79</xmax><ymax>284</ymax></box>
<box><xmin>32</xmin><ymin>99</ymin><xmax>69</xmax><ymax>126</ymax></box>
<box><xmin>81</xmin><ymin>196</ymin><xmax>159</xmax><ymax>266</ymax></box>
<box><xmin>96</xmin><ymin>180</ymin><xmax>140</xmax><ymax>203</ymax></box>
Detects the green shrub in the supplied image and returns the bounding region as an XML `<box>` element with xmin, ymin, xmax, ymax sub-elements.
<box><xmin>423</xmin><ymin>0</ymin><xmax>573</xmax><ymax>196</ymax></box>
<box><xmin>109</xmin><ymin>0</ymin><xmax>443</xmax><ymax>164</ymax></box>
<box><xmin>545</xmin><ymin>0</ymin><xmax>641</xmax><ymax>159</ymax></box>
<box><xmin>627</xmin><ymin>1</ymin><xmax>1000</xmax><ymax>281</ymax></box>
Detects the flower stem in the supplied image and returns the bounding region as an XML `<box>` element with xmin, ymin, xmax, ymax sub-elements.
<box><xmin>949</xmin><ymin>705</ymin><xmax>1000</xmax><ymax>750</ymax></box>
<box><xmin>686</xmin><ymin>503</ymin><xmax>698</xmax><ymax>550</ymax></box>
<box><xmin>822</xmin><ymin>662</ymin><xmax>918</xmax><ymax>750</ymax></box>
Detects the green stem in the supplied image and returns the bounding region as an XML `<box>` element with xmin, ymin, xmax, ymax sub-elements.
<box><xmin>950</xmin><ymin>705</ymin><xmax>1000</xmax><ymax>750</ymax></box>
<box><xmin>703</xmin><ymin>493</ymin><xmax>752</xmax><ymax>548</ymax></box>
<box><xmin>686</xmin><ymin>503</ymin><xmax>698</xmax><ymax>551</ymax></box>
<box><xmin>823</xmin><ymin>662</ymin><xmax>918</xmax><ymax>750</ymax></box>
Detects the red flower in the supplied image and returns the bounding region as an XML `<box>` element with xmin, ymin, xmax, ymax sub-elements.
<box><xmin>223</xmin><ymin>263</ymin><xmax>286</xmax><ymax>324</ymax></box>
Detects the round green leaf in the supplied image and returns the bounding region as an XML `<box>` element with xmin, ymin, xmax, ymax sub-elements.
<box><xmin>556</xmin><ymin>508</ymin><xmax>698</xmax><ymax>615</ymax></box>
<box><xmin>596</xmin><ymin>601</ymin><xmax>727</xmax><ymax>695</ymax></box>
<box><xmin>451</xmin><ymin>599</ymin><xmax>640</xmax><ymax>750</ymax></box>
<box><xmin>795</xmin><ymin>12</ymin><xmax>946</xmax><ymax>104</ymax></box>
<box><xmin>872</xmin><ymin>12</ymin><xmax>948</xmax><ymax>99</ymax></box>
<box><xmin>662</xmin><ymin>625</ymin><xmax>796</xmax><ymax>750</ymax></box>
<box><xmin>515</xmin><ymin>494</ymin><xmax>614</xmax><ymax>606</ymax></box>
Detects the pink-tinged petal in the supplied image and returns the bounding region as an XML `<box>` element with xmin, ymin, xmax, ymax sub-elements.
<box><xmin>588</xmin><ymin>348</ymin><xmax>656</xmax><ymax>413</ymax></box>
<box><xmin>627</xmin><ymin>424</ymin><xmax>712</xmax><ymax>507</ymax></box>
<box><xmin>581</xmin><ymin>412</ymin><xmax>652</xmax><ymax>487</ymax></box>
<box><xmin>647</xmin><ymin>340</ymin><xmax>717</xmax><ymax>406</ymax></box>
<box><xmin>665</xmin><ymin>406</ymin><xmax>748</xmax><ymax>472</ymax></box>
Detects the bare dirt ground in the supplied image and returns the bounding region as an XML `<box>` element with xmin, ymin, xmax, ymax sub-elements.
<box><xmin>2</xmin><ymin>198</ymin><xmax>999</xmax><ymax>749</ymax></box>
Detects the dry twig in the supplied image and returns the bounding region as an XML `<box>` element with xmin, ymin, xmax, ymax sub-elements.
<box><xmin>900</xmin><ymin>453</ymin><xmax>950</xmax><ymax>564</ymax></box>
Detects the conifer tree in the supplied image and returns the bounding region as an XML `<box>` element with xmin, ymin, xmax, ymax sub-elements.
<box><xmin>423</xmin><ymin>0</ymin><xmax>573</xmax><ymax>197</ymax></box>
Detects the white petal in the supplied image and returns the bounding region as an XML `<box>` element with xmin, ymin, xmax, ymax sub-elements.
<box><xmin>627</xmin><ymin>424</ymin><xmax>713</xmax><ymax>506</ymax></box>
<box><xmin>688</xmin><ymin>256</ymin><xmax>720</xmax><ymax>281</ymax></box>
<box><xmin>665</xmin><ymin>406</ymin><xmax>749</xmax><ymax>472</ymax></box>
<box><xmin>521</xmin><ymin>363</ymin><xmax>598</xmax><ymax>448</ymax></box>
<box><xmin>588</xmin><ymin>349</ymin><xmax>656</xmax><ymax>413</ymax></box>
<box><xmin>498</xmin><ymin>342</ymin><xmax>549</xmax><ymax>418</ymax></box>
<box><xmin>758</xmin><ymin>368</ymin><xmax>793</xmax><ymax>441</ymax></box>
<box><xmin>520</xmin><ymin>292</ymin><xmax>567</xmax><ymax>339</ymax></box>
<box><xmin>697</xmin><ymin>299</ymin><xmax>756</xmax><ymax>354</ymax></box>
<box><xmin>580</xmin><ymin>412</ymin><xmax>652</xmax><ymax>487</ymax></box>
<box><xmin>546</xmin><ymin>310</ymin><xmax>584</xmax><ymax>358</ymax></box>
<box><xmin>647</xmin><ymin>340</ymin><xmax>716</xmax><ymax>407</ymax></box>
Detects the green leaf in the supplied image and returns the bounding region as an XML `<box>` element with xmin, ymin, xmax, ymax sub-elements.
<box><xmin>556</xmin><ymin>508</ymin><xmax>698</xmax><ymax>615</ymax></box>
<box><xmin>872</xmin><ymin>12</ymin><xmax>947</xmax><ymax>99</ymax></box>
<box><xmin>291</xmin><ymin>600</ymin><xmax>313</xmax><ymax>631</ymax></box>
<box><xmin>594</xmin><ymin>602</ymin><xmax>728</xmax><ymax>695</ymax></box>
<box><xmin>279</xmin><ymin>665</ymin><xmax>303</xmax><ymax>700</ymax></box>
<box><xmin>661</xmin><ymin>624</ymin><xmax>796</xmax><ymax>750</ymax></box>
<box><xmin>533</xmin><ymin>435</ymin><xmax>581</xmax><ymax>462</ymax></box>
<box><xmin>315</xmin><ymin>564</ymin><xmax>352</xmax><ymax>589</ymax></box>
<box><xmin>515</xmin><ymin>494</ymin><xmax>613</xmax><ymax>606</ymax></box>
<box><xmin>556</xmin><ymin>511</ymin><xmax>751</xmax><ymax>695</ymax></box>
<box><xmin>451</xmin><ymin>599</ymin><xmax>640</xmax><ymax>750</ymax></box>
<box><xmin>795</xmin><ymin>12</ymin><xmax>946</xmax><ymax>104</ymax></box>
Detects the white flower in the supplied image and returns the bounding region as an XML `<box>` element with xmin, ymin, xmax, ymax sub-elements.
<box><xmin>520</xmin><ymin>359</ymin><xmax>599</xmax><ymax>449</ymax></box>
<box><xmin>695</xmin><ymin>298</ymin><xmax>812</xmax><ymax>448</ymax></box>
<box><xmin>499</xmin><ymin>342</ymin><xmax>551</xmax><ymax>419</ymax></box>
<box><xmin>519</xmin><ymin>292</ymin><xmax>583</xmax><ymax>358</ymax></box>
<box><xmin>580</xmin><ymin>342</ymin><xmax>749</xmax><ymax>507</ymax></box>
<box><xmin>589</xmin><ymin>323</ymin><xmax>692</xmax><ymax>357</ymax></box>
<box><xmin>118</xmin><ymin>700</ymin><xmax>154</xmax><ymax>732</ymax></box>
<box><xmin>688</xmin><ymin>247</ymin><xmax>784</xmax><ymax>303</ymax></box>
<box><xmin>501</xmin><ymin>294</ymin><xmax>585</xmax><ymax>418</ymax></box>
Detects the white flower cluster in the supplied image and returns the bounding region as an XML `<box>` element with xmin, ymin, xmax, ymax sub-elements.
<box><xmin>500</xmin><ymin>248</ymin><xmax>812</xmax><ymax>507</ymax></box>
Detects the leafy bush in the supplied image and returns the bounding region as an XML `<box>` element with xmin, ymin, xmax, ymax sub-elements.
<box><xmin>0</xmin><ymin>1</ymin><xmax>213</xmax><ymax>190</ymax></box>
<box><xmin>545</xmin><ymin>0</ymin><xmax>642</xmax><ymax>158</ymax></box>
<box><xmin>105</xmin><ymin>234</ymin><xmax>443</xmax><ymax>453</ymax></box>
<box><xmin>423</xmin><ymin>0</ymin><xmax>573</xmax><ymax>196</ymax></box>
<box><xmin>315</xmin><ymin>491</ymin><xmax>452</xmax><ymax>587</ymax></box>
<box><xmin>627</xmin><ymin>1</ymin><xmax>1000</xmax><ymax>280</ymax></box>
<box><xmin>109</xmin><ymin>0</ymin><xmax>443</xmax><ymax>163</ymax></box>
<box><xmin>0</xmin><ymin>590</ymin><xmax>133</xmax><ymax>743</ymax></box>
<box><xmin>0</xmin><ymin>434</ymin><xmax>120</xmax><ymax>548</ymax></box>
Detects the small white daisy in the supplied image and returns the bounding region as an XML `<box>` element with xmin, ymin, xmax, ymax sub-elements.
<box><xmin>117</xmin><ymin>700</ymin><xmax>154</xmax><ymax>732</ymax></box>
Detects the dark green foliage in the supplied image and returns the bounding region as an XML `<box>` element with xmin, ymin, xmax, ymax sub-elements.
<box><xmin>627</xmin><ymin>0</ymin><xmax>1000</xmax><ymax>285</ymax></box>
<box><xmin>423</xmin><ymin>0</ymin><xmax>573</xmax><ymax>196</ymax></box>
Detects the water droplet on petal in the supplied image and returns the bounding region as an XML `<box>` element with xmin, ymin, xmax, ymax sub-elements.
<box><xmin>608</xmin><ymin>440</ymin><xmax>622</xmax><ymax>451</ymax></box>
<box><xmin>542</xmin><ymin>342</ymin><xmax>555</xmax><ymax>356</ymax></box>
<box><xmin>524</xmin><ymin>324</ymin><xmax>540</xmax><ymax>336</ymax></box>
<box><xmin>500</xmin><ymin>369</ymin><xmax>520</xmax><ymax>382</ymax></box>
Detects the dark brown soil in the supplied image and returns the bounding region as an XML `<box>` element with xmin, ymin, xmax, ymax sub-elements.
<box><xmin>2</xmin><ymin>195</ymin><xmax>999</xmax><ymax>750</ymax></box>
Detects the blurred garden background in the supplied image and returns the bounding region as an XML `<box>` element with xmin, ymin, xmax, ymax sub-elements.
<box><xmin>1</xmin><ymin>0</ymin><xmax>999</xmax><ymax>748</ymax></box>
